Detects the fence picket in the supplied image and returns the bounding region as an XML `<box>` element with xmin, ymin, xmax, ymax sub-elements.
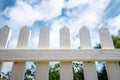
<box><xmin>118</xmin><ymin>30</ymin><xmax>120</xmax><ymax>37</ymax></box>
<box><xmin>60</xmin><ymin>26</ymin><xmax>73</xmax><ymax>80</ymax></box>
<box><xmin>0</xmin><ymin>25</ymin><xmax>11</xmax><ymax>72</ymax></box>
<box><xmin>38</xmin><ymin>27</ymin><xmax>49</xmax><ymax>48</ymax></box>
<box><xmin>99</xmin><ymin>27</ymin><xmax>120</xmax><ymax>80</ymax></box>
<box><xmin>10</xmin><ymin>26</ymin><xmax>30</xmax><ymax>80</ymax></box>
<box><xmin>35</xmin><ymin>27</ymin><xmax>49</xmax><ymax>80</ymax></box>
<box><xmin>79</xmin><ymin>26</ymin><xmax>98</xmax><ymax>80</ymax></box>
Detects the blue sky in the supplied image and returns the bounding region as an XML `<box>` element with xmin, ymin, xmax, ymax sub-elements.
<box><xmin>0</xmin><ymin>0</ymin><xmax>120</xmax><ymax>73</ymax></box>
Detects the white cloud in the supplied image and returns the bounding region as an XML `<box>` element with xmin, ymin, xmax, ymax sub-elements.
<box><xmin>3</xmin><ymin>0</ymin><xmax>64</xmax><ymax>30</ymax></box>
<box><xmin>3</xmin><ymin>1</ymin><xmax>41</xmax><ymax>30</ymax></box>
<box><xmin>64</xmin><ymin>0</ymin><xmax>109</xmax><ymax>9</ymax></box>
<box><xmin>34</xmin><ymin>0</ymin><xmax>64</xmax><ymax>20</ymax></box>
<box><xmin>107</xmin><ymin>14</ymin><xmax>120</xmax><ymax>27</ymax></box>
<box><xmin>23</xmin><ymin>0</ymin><xmax>41</xmax><ymax>5</ymax></box>
<box><xmin>106</xmin><ymin>14</ymin><xmax>120</xmax><ymax>35</ymax></box>
<box><xmin>64</xmin><ymin>0</ymin><xmax>85</xmax><ymax>9</ymax></box>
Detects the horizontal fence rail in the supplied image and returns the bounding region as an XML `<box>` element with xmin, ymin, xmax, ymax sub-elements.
<box><xmin>0</xmin><ymin>49</ymin><xmax>120</xmax><ymax>62</ymax></box>
<box><xmin>0</xmin><ymin>25</ymin><xmax>120</xmax><ymax>80</ymax></box>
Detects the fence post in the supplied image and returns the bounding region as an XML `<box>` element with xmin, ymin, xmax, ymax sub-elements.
<box><xmin>60</xmin><ymin>26</ymin><xmax>73</xmax><ymax>80</ymax></box>
<box><xmin>35</xmin><ymin>27</ymin><xmax>49</xmax><ymax>80</ymax></box>
<box><xmin>10</xmin><ymin>26</ymin><xmax>30</xmax><ymax>80</ymax></box>
<box><xmin>79</xmin><ymin>26</ymin><xmax>98</xmax><ymax>80</ymax></box>
<box><xmin>99</xmin><ymin>27</ymin><xmax>120</xmax><ymax>80</ymax></box>
<box><xmin>0</xmin><ymin>25</ymin><xmax>11</xmax><ymax>72</ymax></box>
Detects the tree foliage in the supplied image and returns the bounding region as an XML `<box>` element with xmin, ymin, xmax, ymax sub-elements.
<box><xmin>24</xmin><ymin>63</ymin><xmax>35</xmax><ymax>80</ymax></box>
<box><xmin>73</xmin><ymin>62</ymin><xmax>84</xmax><ymax>80</ymax></box>
<box><xmin>112</xmin><ymin>35</ymin><xmax>120</xmax><ymax>48</ymax></box>
<box><xmin>97</xmin><ymin>62</ymin><xmax>108</xmax><ymax>80</ymax></box>
<box><xmin>49</xmin><ymin>63</ymin><xmax>60</xmax><ymax>80</ymax></box>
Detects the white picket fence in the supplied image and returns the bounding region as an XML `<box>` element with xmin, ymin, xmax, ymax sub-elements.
<box><xmin>0</xmin><ymin>25</ymin><xmax>120</xmax><ymax>80</ymax></box>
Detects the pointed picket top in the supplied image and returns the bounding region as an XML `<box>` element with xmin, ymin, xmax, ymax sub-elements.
<box><xmin>20</xmin><ymin>25</ymin><xmax>30</xmax><ymax>32</ymax></box>
<box><xmin>23</xmin><ymin>25</ymin><xmax>29</xmax><ymax>29</ymax></box>
<box><xmin>100</xmin><ymin>27</ymin><xmax>108</xmax><ymax>31</ymax></box>
<box><xmin>0</xmin><ymin>25</ymin><xmax>10</xmax><ymax>32</ymax></box>
<box><xmin>60</xmin><ymin>26</ymin><xmax>69</xmax><ymax>32</ymax></box>
<box><xmin>40</xmin><ymin>26</ymin><xmax>49</xmax><ymax>32</ymax></box>
<box><xmin>17</xmin><ymin>25</ymin><xmax>30</xmax><ymax>48</ymax></box>
<box><xmin>60</xmin><ymin>26</ymin><xmax>70</xmax><ymax>48</ymax></box>
<box><xmin>79</xmin><ymin>26</ymin><xmax>90</xmax><ymax>36</ymax></box>
<box><xmin>19</xmin><ymin>25</ymin><xmax>30</xmax><ymax>36</ymax></box>
<box><xmin>99</xmin><ymin>27</ymin><xmax>114</xmax><ymax>49</ymax></box>
<box><xmin>79</xmin><ymin>26</ymin><xmax>92</xmax><ymax>49</ymax></box>
<box><xmin>79</xmin><ymin>26</ymin><xmax>89</xmax><ymax>32</ymax></box>
<box><xmin>118</xmin><ymin>29</ymin><xmax>120</xmax><ymax>36</ymax></box>
<box><xmin>18</xmin><ymin>25</ymin><xmax>30</xmax><ymax>37</ymax></box>
<box><xmin>99</xmin><ymin>27</ymin><xmax>110</xmax><ymax>35</ymax></box>
<box><xmin>0</xmin><ymin>25</ymin><xmax>11</xmax><ymax>48</ymax></box>
<box><xmin>39</xmin><ymin>26</ymin><xmax>49</xmax><ymax>48</ymax></box>
<box><xmin>19</xmin><ymin>25</ymin><xmax>30</xmax><ymax>38</ymax></box>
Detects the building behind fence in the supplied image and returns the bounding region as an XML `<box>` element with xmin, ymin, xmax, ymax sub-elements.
<box><xmin>0</xmin><ymin>25</ymin><xmax>120</xmax><ymax>80</ymax></box>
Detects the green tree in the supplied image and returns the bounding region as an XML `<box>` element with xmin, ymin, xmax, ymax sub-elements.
<box><xmin>73</xmin><ymin>62</ymin><xmax>84</xmax><ymax>80</ymax></box>
<box><xmin>97</xmin><ymin>63</ymin><xmax>108</xmax><ymax>80</ymax></box>
<box><xmin>112</xmin><ymin>35</ymin><xmax>120</xmax><ymax>48</ymax></box>
<box><xmin>49</xmin><ymin>63</ymin><xmax>60</xmax><ymax>80</ymax></box>
<box><xmin>24</xmin><ymin>64</ymin><xmax>35</xmax><ymax>80</ymax></box>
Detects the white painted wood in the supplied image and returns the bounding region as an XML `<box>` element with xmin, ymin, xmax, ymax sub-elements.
<box><xmin>0</xmin><ymin>25</ymin><xmax>11</xmax><ymax>48</ymax></box>
<box><xmin>60</xmin><ymin>26</ymin><xmax>70</xmax><ymax>49</ymax></box>
<box><xmin>60</xmin><ymin>26</ymin><xmax>73</xmax><ymax>80</ymax></box>
<box><xmin>35</xmin><ymin>27</ymin><xmax>49</xmax><ymax>80</ymax></box>
<box><xmin>10</xmin><ymin>62</ymin><xmax>25</xmax><ymax>80</ymax></box>
<box><xmin>16</xmin><ymin>26</ymin><xmax>31</xmax><ymax>48</ymax></box>
<box><xmin>36</xmin><ymin>62</ymin><xmax>49</xmax><ymax>80</ymax></box>
<box><xmin>0</xmin><ymin>49</ymin><xmax>120</xmax><ymax>61</ymax></box>
<box><xmin>83</xmin><ymin>62</ymin><xmax>98</xmax><ymax>80</ymax></box>
<box><xmin>99</xmin><ymin>27</ymin><xmax>114</xmax><ymax>49</ymax></box>
<box><xmin>38</xmin><ymin>26</ymin><xmax>49</xmax><ymax>48</ymax></box>
<box><xmin>106</xmin><ymin>63</ymin><xmax>120</xmax><ymax>80</ymax></box>
<box><xmin>0</xmin><ymin>25</ymin><xmax>11</xmax><ymax>72</ymax></box>
<box><xmin>60</xmin><ymin>62</ymin><xmax>73</xmax><ymax>80</ymax></box>
<box><xmin>0</xmin><ymin>64</ymin><xmax>2</xmax><ymax>72</ymax></box>
<box><xmin>79</xmin><ymin>26</ymin><xmax>92</xmax><ymax>49</ymax></box>
<box><xmin>10</xmin><ymin>26</ymin><xmax>30</xmax><ymax>80</ymax></box>
<box><xmin>99</xmin><ymin>27</ymin><xmax>120</xmax><ymax>80</ymax></box>
<box><xmin>80</xmin><ymin>26</ymin><xmax>98</xmax><ymax>80</ymax></box>
<box><xmin>118</xmin><ymin>29</ymin><xmax>120</xmax><ymax>38</ymax></box>
<box><xmin>0</xmin><ymin>26</ymin><xmax>120</xmax><ymax>80</ymax></box>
